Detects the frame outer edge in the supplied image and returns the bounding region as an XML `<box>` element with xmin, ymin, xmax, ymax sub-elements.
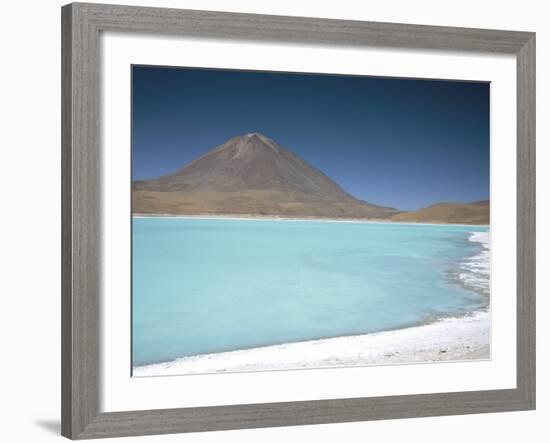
<box><xmin>516</xmin><ymin>34</ymin><xmax>536</xmax><ymax>409</ymax></box>
<box><xmin>75</xmin><ymin>2</ymin><xmax>530</xmax><ymax>53</ymax></box>
<box><xmin>62</xmin><ymin>2</ymin><xmax>102</xmax><ymax>439</ymax></box>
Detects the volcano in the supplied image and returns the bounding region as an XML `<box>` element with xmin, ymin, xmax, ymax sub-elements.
<box><xmin>133</xmin><ymin>133</ymin><xmax>398</xmax><ymax>219</ymax></box>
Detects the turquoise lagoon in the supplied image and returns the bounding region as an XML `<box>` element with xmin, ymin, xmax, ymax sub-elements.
<box><xmin>132</xmin><ymin>217</ymin><xmax>489</xmax><ymax>367</ymax></box>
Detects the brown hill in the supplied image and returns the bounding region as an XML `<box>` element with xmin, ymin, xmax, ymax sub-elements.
<box><xmin>133</xmin><ymin>133</ymin><xmax>397</xmax><ymax>218</ymax></box>
<box><xmin>391</xmin><ymin>201</ymin><xmax>490</xmax><ymax>225</ymax></box>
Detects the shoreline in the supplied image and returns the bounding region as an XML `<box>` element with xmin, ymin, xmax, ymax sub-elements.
<box><xmin>133</xmin><ymin>310</ymin><xmax>490</xmax><ymax>377</ymax></box>
<box><xmin>132</xmin><ymin>213</ymin><xmax>489</xmax><ymax>228</ymax></box>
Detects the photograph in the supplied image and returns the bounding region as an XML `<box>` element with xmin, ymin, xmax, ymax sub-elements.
<box><xmin>131</xmin><ymin>65</ymin><xmax>490</xmax><ymax>377</ymax></box>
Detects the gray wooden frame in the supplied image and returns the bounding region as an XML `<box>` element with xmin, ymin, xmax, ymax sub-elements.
<box><xmin>61</xmin><ymin>2</ymin><xmax>536</xmax><ymax>439</ymax></box>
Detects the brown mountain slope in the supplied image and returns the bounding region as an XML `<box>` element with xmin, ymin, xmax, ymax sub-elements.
<box><xmin>133</xmin><ymin>133</ymin><xmax>397</xmax><ymax>218</ymax></box>
<box><xmin>391</xmin><ymin>201</ymin><xmax>489</xmax><ymax>225</ymax></box>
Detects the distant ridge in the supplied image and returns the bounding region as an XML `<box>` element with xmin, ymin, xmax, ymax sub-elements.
<box><xmin>133</xmin><ymin>133</ymin><xmax>398</xmax><ymax>219</ymax></box>
<box><xmin>391</xmin><ymin>201</ymin><xmax>490</xmax><ymax>225</ymax></box>
<box><xmin>470</xmin><ymin>200</ymin><xmax>490</xmax><ymax>207</ymax></box>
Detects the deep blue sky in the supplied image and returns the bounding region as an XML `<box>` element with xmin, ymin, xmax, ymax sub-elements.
<box><xmin>132</xmin><ymin>66</ymin><xmax>489</xmax><ymax>210</ymax></box>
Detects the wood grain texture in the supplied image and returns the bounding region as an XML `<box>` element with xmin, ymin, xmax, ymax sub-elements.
<box><xmin>74</xmin><ymin>389</ymin><xmax>530</xmax><ymax>439</ymax></box>
<box><xmin>75</xmin><ymin>2</ymin><xmax>531</xmax><ymax>53</ymax></box>
<box><xmin>516</xmin><ymin>34</ymin><xmax>536</xmax><ymax>409</ymax></box>
<box><xmin>62</xmin><ymin>3</ymin><xmax>101</xmax><ymax>438</ymax></box>
<box><xmin>61</xmin><ymin>2</ymin><xmax>536</xmax><ymax>439</ymax></box>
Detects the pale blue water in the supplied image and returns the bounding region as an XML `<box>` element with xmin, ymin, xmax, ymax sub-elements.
<box><xmin>132</xmin><ymin>218</ymin><xmax>489</xmax><ymax>367</ymax></box>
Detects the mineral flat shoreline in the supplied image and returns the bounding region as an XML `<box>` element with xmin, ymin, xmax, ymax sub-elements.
<box><xmin>132</xmin><ymin>213</ymin><xmax>489</xmax><ymax>228</ymax></box>
<box><xmin>133</xmin><ymin>310</ymin><xmax>490</xmax><ymax>377</ymax></box>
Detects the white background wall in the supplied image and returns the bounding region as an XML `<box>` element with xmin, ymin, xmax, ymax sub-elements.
<box><xmin>0</xmin><ymin>0</ymin><xmax>546</xmax><ymax>442</ymax></box>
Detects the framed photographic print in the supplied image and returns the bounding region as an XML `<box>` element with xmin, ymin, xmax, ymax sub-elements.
<box><xmin>61</xmin><ymin>2</ymin><xmax>536</xmax><ymax>439</ymax></box>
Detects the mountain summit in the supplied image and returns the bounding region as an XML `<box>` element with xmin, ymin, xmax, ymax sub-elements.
<box><xmin>133</xmin><ymin>133</ymin><xmax>397</xmax><ymax>218</ymax></box>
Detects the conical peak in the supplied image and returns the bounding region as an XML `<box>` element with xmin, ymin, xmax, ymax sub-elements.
<box><xmin>133</xmin><ymin>132</ymin><xmax>401</xmax><ymax>219</ymax></box>
<box><xmin>134</xmin><ymin>132</ymin><xmax>383</xmax><ymax>209</ymax></box>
